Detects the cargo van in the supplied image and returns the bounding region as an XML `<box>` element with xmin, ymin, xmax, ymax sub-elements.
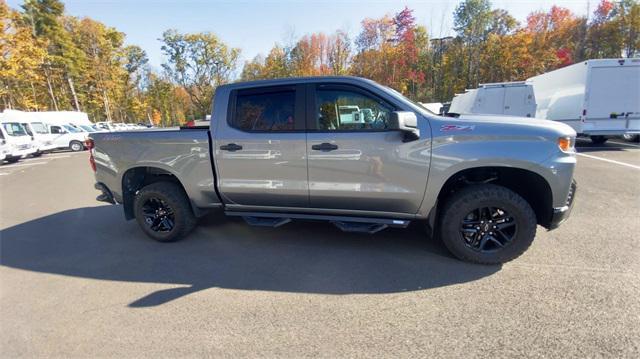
<box><xmin>448</xmin><ymin>82</ymin><xmax>537</xmax><ymax>118</ymax></box>
<box><xmin>0</xmin><ymin>120</ymin><xmax>37</xmax><ymax>163</ymax></box>
<box><xmin>21</xmin><ymin>121</ymin><xmax>56</xmax><ymax>156</ymax></box>
<box><xmin>529</xmin><ymin>58</ymin><xmax>640</xmax><ymax>144</ymax></box>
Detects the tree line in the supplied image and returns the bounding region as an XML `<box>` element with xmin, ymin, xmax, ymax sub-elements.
<box><xmin>1</xmin><ymin>0</ymin><xmax>638</xmax><ymax>126</ymax></box>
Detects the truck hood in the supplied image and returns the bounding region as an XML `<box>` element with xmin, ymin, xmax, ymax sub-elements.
<box><xmin>455</xmin><ymin>114</ymin><xmax>577</xmax><ymax>137</ymax></box>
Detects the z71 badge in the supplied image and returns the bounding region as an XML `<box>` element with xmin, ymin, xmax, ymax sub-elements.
<box><xmin>440</xmin><ymin>124</ymin><xmax>475</xmax><ymax>132</ymax></box>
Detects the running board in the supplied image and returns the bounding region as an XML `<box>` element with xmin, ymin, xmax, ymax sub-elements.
<box><xmin>242</xmin><ymin>216</ymin><xmax>291</xmax><ymax>228</ymax></box>
<box><xmin>225</xmin><ymin>211</ymin><xmax>410</xmax><ymax>233</ymax></box>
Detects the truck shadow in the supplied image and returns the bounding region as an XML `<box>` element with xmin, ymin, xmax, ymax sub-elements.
<box><xmin>1</xmin><ymin>205</ymin><xmax>500</xmax><ymax>307</ymax></box>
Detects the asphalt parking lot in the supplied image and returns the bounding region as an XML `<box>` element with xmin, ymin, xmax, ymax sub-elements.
<box><xmin>1</xmin><ymin>140</ymin><xmax>639</xmax><ymax>358</ymax></box>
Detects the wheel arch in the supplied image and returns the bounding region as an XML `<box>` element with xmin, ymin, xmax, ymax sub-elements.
<box><xmin>121</xmin><ymin>166</ymin><xmax>202</xmax><ymax>220</ymax></box>
<box><xmin>432</xmin><ymin>166</ymin><xmax>554</xmax><ymax>229</ymax></box>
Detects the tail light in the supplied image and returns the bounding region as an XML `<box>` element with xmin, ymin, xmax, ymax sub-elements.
<box><xmin>86</xmin><ymin>138</ymin><xmax>96</xmax><ymax>172</ymax></box>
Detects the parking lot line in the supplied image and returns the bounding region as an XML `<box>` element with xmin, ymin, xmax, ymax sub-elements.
<box><xmin>576</xmin><ymin>152</ymin><xmax>640</xmax><ymax>170</ymax></box>
<box><xmin>0</xmin><ymin>162</ymin><xmax>49</xmax><ymax>172</ymax></box>
<box><xmin>608</xmin><ymin>140</ymin><xmax>640</xmax><ymax>149</ymax></box>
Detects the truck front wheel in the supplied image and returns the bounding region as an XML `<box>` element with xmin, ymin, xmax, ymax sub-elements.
<box><xmin>590</xmin><ymin>135</ymin><xmax>608</xmax><ymax>144</ymax></box>
<box><xmin>133</xmin><ymin>182</ymin><xmax>197</xmax><ymax>242</ymax></box>
<box><xmin>438</xmin><ymin>184</ymin><xmax>537</xmax><ymax>265</ymax></box>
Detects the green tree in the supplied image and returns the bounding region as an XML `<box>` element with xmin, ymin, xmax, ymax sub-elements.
<box><xmin>161</xmin><ymin>29</ymin><xmax>240</xmax><ymax>119</ymax></box>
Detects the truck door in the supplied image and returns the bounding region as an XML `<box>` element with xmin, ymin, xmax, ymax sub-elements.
<box><xmin>214</xmin><ymin>85</ymin><xmax>309</xmax><ymax>208</ymax></box>
<box><xmin>306</xmin><ymin>84</ymin><xmax>430</xmax><ymax>215</ymax></box>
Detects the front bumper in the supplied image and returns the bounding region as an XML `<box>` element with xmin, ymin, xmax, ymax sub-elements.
<box><xmin>549</xmin><ymin>179</ymin><xmax>577</xmax><ymax>229</ymax></box>
<box><xmin>9</xmin><ymin>146</ymin><xmax>37</xmax><ymax>158</ymax></box>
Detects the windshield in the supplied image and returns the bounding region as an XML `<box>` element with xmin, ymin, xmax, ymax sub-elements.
<box><xmin>30</xmin><ymin>122</ymin><xmax>49</xmax><ymax>134</ymax></box>
<box><xmin>80</xmin><ymin>125</ymin><xmax>96</xmax><ymax>132</ymax></box>
<box><xmin>382</xmin><ymin>85</ymin><xmax>437</xmax><ymax>116</ymax></box>
<box><xmin>3</xmin><ymin>122</ymin><xmax>28</xmax><ymax>136</ymax></box>
<box><xmin>63</xmin><ymin>125</ymin><xmax>80</xmax><ymax>133</ymax></box>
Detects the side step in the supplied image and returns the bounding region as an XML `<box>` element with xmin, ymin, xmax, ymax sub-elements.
<box><xmin>225</xmin><ymin>211</ymin><xmax>410</xmax><ymax>234</ymax></box>
<box><xmin>242</xmin><ymin>216</ymin><xmax>291</xmax><ymax>228</ymax></box>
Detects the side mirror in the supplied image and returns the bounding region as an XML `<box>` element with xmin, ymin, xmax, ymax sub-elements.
<box><xmin>390</xmin><ymin>111</ymin><xmax>420</xmax><ymax>142</ymax></box>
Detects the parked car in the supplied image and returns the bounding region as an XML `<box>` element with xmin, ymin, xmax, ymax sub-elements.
<box><xmin>88</xmin><ymin>76</ymin><xmax>577</xmax><ymax>265</ymax></box>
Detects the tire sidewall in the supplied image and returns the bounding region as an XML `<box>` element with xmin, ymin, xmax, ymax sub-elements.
<box><xmin>70</xmin><ymin>141</ymin><xmax>83</xmax><ymax>152</ymax></box>
<box><xmin>133</xmin><ymin>186</ymin><xmax>187</xmax><ymax>242</ymax></box>
<box><xmin>440</xmin><ymin>185</ymin><xmax>537</xmax><ymax>264</ymax></box>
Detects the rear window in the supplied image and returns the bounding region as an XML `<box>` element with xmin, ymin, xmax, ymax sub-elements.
<box><xmin>231</xmin><ymin>89</ymin><xmax>296</xmax><ymax>132</ymax></box>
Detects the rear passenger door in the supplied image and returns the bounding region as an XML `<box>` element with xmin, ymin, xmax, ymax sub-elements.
<box><xmin>214</xmin><ymin>85</ymin><xmax>309</xmax><ymax>208</ymax></box>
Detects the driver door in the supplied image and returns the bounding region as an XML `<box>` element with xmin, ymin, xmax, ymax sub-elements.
<box><xmin>306</xmin><ymin>83</ymin><xmax>430</xmax><ymax>215</ymax></box>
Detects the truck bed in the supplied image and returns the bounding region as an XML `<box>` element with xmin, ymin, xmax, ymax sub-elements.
<box><xmin>91</xmin><ymin>128</ymin><xmax>221</xmax><ymax>209</ymax></box>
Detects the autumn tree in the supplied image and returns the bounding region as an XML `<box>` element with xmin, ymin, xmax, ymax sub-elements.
<box><xmin>161</xmin><ymin>29</ymin><xmax>240</xmax><ymax>119</ymax></box>
<box><xmin>0</xmin><ymin>1</ymin><xmax>48</xmax><ymax>110</ymax></box>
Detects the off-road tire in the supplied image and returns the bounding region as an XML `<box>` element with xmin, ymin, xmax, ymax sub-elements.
<box><xmin>133</xmin><ymin>181</ymin><xmax>196</xmax><ymax>242</ymax></box>
<box><xmin>590</xmin><ymin>135</ymin><xmax>608</xmax><ymax>145</ymax></box>
<box><xmin>438</xmin><ymin>184</ymin><xmax>537</xmax><ymax>265</ymax></box>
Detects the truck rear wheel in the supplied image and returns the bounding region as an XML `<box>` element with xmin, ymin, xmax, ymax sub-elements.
<box><xmin>438</xmin><ymin>184</ymin><xmax>537</xmax><ymax>265</ymax></box>
<box><xmin>133</xmin><ymin>182</ymin><xmax>197</xmax><ymax>242</ymax></box>
<box><xmin>590</xmin><ymin>135</ymin><xmax>608</xmax><ymax>144</ymax></box>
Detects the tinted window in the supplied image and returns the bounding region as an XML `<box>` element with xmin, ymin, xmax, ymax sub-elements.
<box><xmin>315</xmin><ymin>88</ymin><xmax>394</xmax><ymax>131</ymax></box>
<box><xmin>50</xmin><ymin>126</ymin><xmax>63</xmax><ymax>134</ymax></box>
<box><xmin>233</xmin><ymin>90</ymin><xmax>296</xmax><ymax>131</ymax></box>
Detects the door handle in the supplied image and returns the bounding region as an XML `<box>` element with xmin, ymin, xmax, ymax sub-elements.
<box><xmin>311</xmin><ymin>142</ymin><xmax>338</xmax><ymax>151</ymax></box>
<box><xmin>220</xmin><ymin>143</ymin><xmax>243</xmax><ymax>152</ymax></box>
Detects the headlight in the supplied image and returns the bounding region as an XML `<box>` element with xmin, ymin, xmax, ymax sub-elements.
<box><xmin>558</xmin><ymin>136</ymin><xmax>575</xmax><ymax>152</ymax></box>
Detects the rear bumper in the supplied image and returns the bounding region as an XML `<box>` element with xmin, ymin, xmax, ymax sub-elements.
<box><xmin>549</xmin><ymin>179</ymin><xmax>577</xmax><ymax>229</ymax></box>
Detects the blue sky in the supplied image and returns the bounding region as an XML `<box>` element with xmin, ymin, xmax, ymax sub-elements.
<box><xmin>8</xmin><ymin>0</ymin><xmax>591</xmax><ymax>72</ymax></box>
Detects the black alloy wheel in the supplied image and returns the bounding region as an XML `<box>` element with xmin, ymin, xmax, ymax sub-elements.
<box><xmin>460</xmin><ymin>206</ymin><xmax>517</xmax><ymax>252</ymax></box>
<box><xmin>141</xmin><ymin>197</ymin><xmax>176</xmax><ymax>233</ymax></box>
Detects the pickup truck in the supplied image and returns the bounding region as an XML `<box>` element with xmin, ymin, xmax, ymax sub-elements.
<box><xmin>88</xmin><ymin>76</ymin><xmax>577</xmax><ymax>264</ymax></box>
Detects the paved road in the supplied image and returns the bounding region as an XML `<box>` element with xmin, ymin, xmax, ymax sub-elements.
<box><xmin>1</xmin><ymin>142</ymin><xmax>639</xmax><ymax>358</ymax></box>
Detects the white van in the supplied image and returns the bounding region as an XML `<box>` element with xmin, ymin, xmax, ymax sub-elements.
<box><xmin>0</xmin><ymin>121</ymin><xmax>37</xmax><ymax>163</ymax></box>
<box><xmin>21</xmin><ymin>121</ymin><xmax>56</xmax><ymax>155</ymax></box>
<box><xmin>48</xmin><ymin>123</ymin><xmax>87</xmax><ymax>152</ymax></box>
<box><xmin>529</xmin><ymin>58</ymin><xmax>640</xmax><ymax>144</ymax></box>
<box><xmin>449</xmin><ymin>82</ymin><xmax>537</xmax><ymax>118</ymax></box>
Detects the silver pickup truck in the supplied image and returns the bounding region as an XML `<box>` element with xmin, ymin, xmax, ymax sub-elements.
<box><xmin>88</xmin><ymin>76</ymin><xmax>577</xmax><ymax>264</ymax></box>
